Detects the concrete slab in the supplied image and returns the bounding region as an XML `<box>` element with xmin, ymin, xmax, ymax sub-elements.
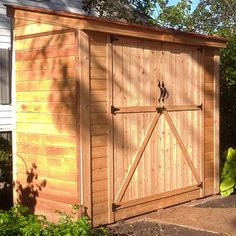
<box><xmin>146</xmin><ymin>195</ymin><xmax>236</xmax><ymax>235</ymax></box>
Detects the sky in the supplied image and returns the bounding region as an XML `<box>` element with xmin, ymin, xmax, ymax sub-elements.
<box><xmin>168</xmin><ymin>0</ymin><xmax>200</xmax><ymax>11</ymax></box>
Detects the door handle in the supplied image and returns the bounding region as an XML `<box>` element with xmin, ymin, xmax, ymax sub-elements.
<box><xmin>158</xmin><ymin>81</ymin><xmax>169</xmax><ymax>103</ymax></box>
<box><xmin>162</xmin><ymin>82</ymin><xmax>166</xmax><ymax>102</ymax></box>
<box><xmin>163</xmin><ymin>86</ymin><xmax>169</xmax><ymax>101</ymax></box>
<box><xmin>158</xmin><ymin>81</ymin><xmax>164</xmax><ymax>103</ymax></box>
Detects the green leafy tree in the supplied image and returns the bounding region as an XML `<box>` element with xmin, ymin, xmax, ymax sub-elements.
<box><xmin>82</xmin><ymin>0</ymin><xmax>236</xmax><ymax>37</ymax></box>
<box><xmin>82</xmin><ymin>0</ymin><xmax>156</xmax><ymax>23</ymax></box>
<box><xmin>191</xmin><ymin>0</ymin><xmax>236</xmax><ymax>37</ymax></box>
<box><xmin>154</xmin><ymin>0</ymin><xmax>193</xmax><ymax>31</ymax></box>
<box><xmin>220</xmin><ymin>37</ymin><xmax>236</xmax><ymax>150</ymax></box>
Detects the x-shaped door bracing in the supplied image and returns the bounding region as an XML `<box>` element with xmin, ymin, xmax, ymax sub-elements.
<box><xmin>113</xmin><ymin>105</ymin><xmax>202</xmax><ymax>205</ymax></box>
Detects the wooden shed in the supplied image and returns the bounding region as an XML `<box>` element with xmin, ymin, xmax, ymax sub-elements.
<box><xmin>6</xmin><ymin>4</ymin><xmax>227</xmax><ymax>226</ymax></box>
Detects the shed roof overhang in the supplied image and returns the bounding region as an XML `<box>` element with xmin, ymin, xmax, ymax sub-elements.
<box><xmin>5</xmin><ymin>4</ymin><xmax>227</xmax><ymax>48</ymax></box>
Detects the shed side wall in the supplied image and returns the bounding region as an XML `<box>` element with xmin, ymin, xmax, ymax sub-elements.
<box><xmin>14</xmin><ymin>20</ymin><xmax>79</xmax><ymax>220</ymax></box>
<box><xmin>204</xmin><ymin>48</ymin><xmax>218</xmax><ymax>196</ymax></box>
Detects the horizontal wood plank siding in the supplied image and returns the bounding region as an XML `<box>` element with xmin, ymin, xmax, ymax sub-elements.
<box><xmin>14</xmin><ymin>19</ymin><xmax>79</xmax><ymax>219</ymax></box>
<box><xmin>0</xmin><ymin>0</ymin><xmax>84</xmax><ymax>48</ymax></box>
<box><xmin>0</xmin><ymin>0</ymin><xmax>86</xmax><ymax>51</ymax></box>
<box><xmin>89</xmin><ymin>32</ymin><xmax>109</xmax><ymax>225</ymax></box>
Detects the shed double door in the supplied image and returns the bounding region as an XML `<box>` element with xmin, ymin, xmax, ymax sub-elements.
<box><xmin>108</xmin><ymin>36</ymin><xmax>204</xmax><ymax>218</ymax></box>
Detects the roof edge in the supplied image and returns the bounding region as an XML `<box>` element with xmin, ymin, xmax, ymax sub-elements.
<box><xmin>5</xmin><ymin>4</ymin><xmax>227</xmax><ymax>48</ymax></box>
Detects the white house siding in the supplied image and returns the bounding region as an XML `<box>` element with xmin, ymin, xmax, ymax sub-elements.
<box><xmin>0</xmin><ymin>105</ymin><xmax>12</xmax><ymax>131</ymax></box>
<box><xmin>0</xmin><ymin>4</ymin><xmax>10</xmax><ymax>49</ymax></box>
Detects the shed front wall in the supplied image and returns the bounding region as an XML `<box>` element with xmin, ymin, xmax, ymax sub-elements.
<box><xmin>88</xmin><ymin>32</ymin><xmax>219</xmax><ymax>225</ymax></box>
<box><xmin>14</xmin><ymin>19</ymin><xmax>80</xmax><ymax>220</ymax></box>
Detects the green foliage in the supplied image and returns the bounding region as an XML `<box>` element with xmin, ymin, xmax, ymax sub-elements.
<box><xmin>191</xmin><ymin>0</ymin><xmax>236</xmax><ymax>37</ymax></box>
<box><xmin>154</xmin><ymin>0</ymin><xmax>193</xmax><ymax>30</ymax></box>
<box><xmin>0</xmin><ymin>205</ymin><xmax>44</xmax><ymax>236</ymax></box>
<box><xmin>153</xmin><ymin>0</ymin><xmax>236</xmax><ymax>36</ymax></box>
<box><xmin>220</xmin><ymin>37</ymin><xmax>236</xmax><ymax>150</ymax></box>
<box><xmin>82</xmin><ymin>0</ymin><xmax>155</xmax><ymax>24</ymax></box>
<box><xmin>0</xmin><ymin>136</ymin><xmax>12</xmax><ymax>194</ymax></box>
<box><xmin>0</xmin><ymin>205</ymin><xmax>109</xmax><ymax>236</ymax></box>
<box><xmin>220</xmin><ymin>147</ymin><xmax>236</xmax><ymax>196</ymax></box>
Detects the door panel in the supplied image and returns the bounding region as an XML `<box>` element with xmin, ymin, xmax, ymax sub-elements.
<box><xmin>111</xmin><ymin>37</ymin><xmax>203</xmax><ymax>211</ymax></box>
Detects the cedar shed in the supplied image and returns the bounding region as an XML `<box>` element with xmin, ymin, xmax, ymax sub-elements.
<box><xmin>6</xmin><ymin>5</ymin><xmax>226</xmax><ymax>226</ymax></box>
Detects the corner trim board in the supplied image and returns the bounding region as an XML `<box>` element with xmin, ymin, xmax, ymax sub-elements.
<box><xmin>79</xmin><ymin>30</ymin><xmax>92</xmax><ymax>219</ymax></box>
<box><xmin>214</xmin><ymin>53</ymin><xmax>220</xmax><ymax>194</ymax></box>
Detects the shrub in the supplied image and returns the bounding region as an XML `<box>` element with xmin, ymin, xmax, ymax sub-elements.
<box><xmin>0</xmin><ymin>136</ymin><xmax>12</xmax><ymax>190</ymax></box>
<box><xmin>220</xmin><ymin>147</ymin><xmax>236</xmax><ymax>196</ymax></box>
<box><xmin>0</xmin><ymin>205</ymin><xmax>108</xmax><ymax>236</ymax></box>
<box><xmin>0</xmin><ymin>136</ymin><xmax>13</xmax><ymax>209</ymax></box>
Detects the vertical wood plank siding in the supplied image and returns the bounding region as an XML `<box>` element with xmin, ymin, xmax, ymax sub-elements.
<box><xmin>110</xmin><ymin>37</ymin><xmax>203</xmax><ymax>222</ymax></box>
<box><xmin>204</xmin><ymin>48</ymin><xmax>216</xmax><ymax>196</ymax></box>
<box><xmin>14</xmin><ymin>20</ymin><xmax>79</xmax><ymax>221</ymax></box>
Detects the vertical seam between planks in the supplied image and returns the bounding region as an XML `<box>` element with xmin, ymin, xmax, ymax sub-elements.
<box><xmin>107</xmin><ymin>35</ymin><xmax>115</xmax><ymax>223</ymax></box>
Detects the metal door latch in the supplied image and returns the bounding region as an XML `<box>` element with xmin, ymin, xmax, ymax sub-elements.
<box><xmin>158</xmin><ymin>81</ymin><xmax>169</xmax><ymax>103</ymax></box>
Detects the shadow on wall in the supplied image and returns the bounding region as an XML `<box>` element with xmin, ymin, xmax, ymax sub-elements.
<box><xmin>15</xmin><ymin>28</ymin><xmax>81</xmax><ymax>216</ymax></box>
<box><xmin>14</xmin><ymin>17</ymin><xmax>220</xmax><ymax>215</ymax></box>
<box><xmin>15</xmin><ymin>161</ymin><xmax>47</xmax><ymax>214</ymax></box>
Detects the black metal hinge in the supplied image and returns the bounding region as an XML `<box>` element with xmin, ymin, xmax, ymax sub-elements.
<box><xmin>110</xmin><ymin>35</ymin><xmax>119</xmax><ymax>43</ymax></box>
<box><xmin>197</xmin><ymin>104</ymin><xmax>203</xmax><ymax>110</ymax></box>
<box><xmin>197</xmin><ymin>182</ymin><xmax>203</xmax><ymax>188</ymax></box>
<box><xmin>197</xmin><ymin>47</ymin><xmax>204</xmax><ymax>53</ymax></box>
<box><xmin>111</xmin><ymin>105</ymin><xmax>120</xmax><ymax>114</ymax></box>
<box><xmin>112</xmin><ymin>203</ymin><xmax>121</xmax><ymax>212</ymax></box>
<box><xmin>156</xmin><ymin>107</ymin><xmax>164</xmax><ymax>113</ymax></box>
